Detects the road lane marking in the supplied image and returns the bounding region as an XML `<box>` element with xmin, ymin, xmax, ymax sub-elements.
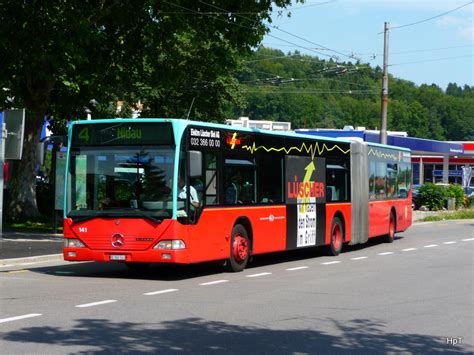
<box><xmin>144</xmin><ymin>288</ymin><xmax>178</xmax><ymax>296</ymax></box>
<box><xmin>424</xmin><ymin>244</ymin><xmax>438</xmax><ymax>248</ymax></box>
<box><xmin>0</xmin><ymin>264</ymin><xmax>14</xmax><ymax>268</ymax></box>
<box><xmin>246</xmin><ymin>272</ymin><xmax>272</xmax><ymax>278</ymax></box>
<box><xmin>0</xmin><ymin>313</ymin><xmax>42</xmax><ymax>324</ymax></box>
<box><xmin>75</xmin><ymin>300</ymin><xmax>117</xmax><ymax>308</ymax></box>
<box><xmin>350</xmin><ymin>256</ymin><xmax>368</xmax><ymax>260</ymax></box>
<box><xmin>443</xmin><ymin>241</ymin><xmax>457</xmax><ymax>245</ymax></box>
<box><xmin>461</xmin><ymin>238</ymin><xmax>474</xmax><ymax>242</ymax></box>
<box><xmin>7</xmin><ymin>270</ymin><xmax>30</xmax><ymax>274</ymax></box>
<box><xmin>378</xmin><ymin>252</ymin><xmax>394</xmax><ymax>256</ymax></box>
<box><xmin>321</xmin><ymin>261</ymin><xmax>341</xmax><ymax>265</ymax></box>
<box><xmin>286</xmin><ymin>266</ymin><xmax>309</xmax><ymax>271</ymax></box>
<box><xmin>199</xmin><ymin>280</ymin><xmax>229</xmax><ymax>286</ymax></box>
<box><xmin>402</xmin><ymin>248</ymin><xmax>417</xmax><ymax>252</ymax></box>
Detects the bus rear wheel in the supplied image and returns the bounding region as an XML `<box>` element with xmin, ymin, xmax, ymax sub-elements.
<box><xmin>329</xmin><ymin>217</ymin><xmax>344</xmax><ymax>256</ymax></box>
<box><xmin>384</xmin><ymin>212</ymin><xmax>396</xmax><ymax>243</ymax></box>
<box><xmin>227</xmin><ymin>224</ymin><xmax>250</xmax><ymax>272</ymax></box>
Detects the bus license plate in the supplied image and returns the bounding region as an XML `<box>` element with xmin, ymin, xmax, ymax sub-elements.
<box><xmin>110</xmin><ymin>255</ymin><xmax>126</xmax><ymax>261</ymax></box>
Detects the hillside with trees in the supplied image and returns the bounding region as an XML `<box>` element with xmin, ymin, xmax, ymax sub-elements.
<box><xmin>230</xmin><ymin>47</ymin><xmax>474</xmax><ymax>141</ymax></box>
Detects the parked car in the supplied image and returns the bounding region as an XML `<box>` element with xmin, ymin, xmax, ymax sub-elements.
<box><xmin>411</xmin><ymin>184</ymin><xmax>421</xmax><ymax>209</ymax></box>
<box><xmin>466</xmin><ymin>186</ymin><xmax>474</xmax><ymax>198</ymax></box>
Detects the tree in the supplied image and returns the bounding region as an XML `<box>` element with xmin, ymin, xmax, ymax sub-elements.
<box><xmin>0</xmin><ymin>0</ymin><xmax>297</xmax><ymax>221</ymax></box>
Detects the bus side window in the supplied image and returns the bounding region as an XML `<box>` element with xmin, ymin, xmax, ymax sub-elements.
<box><xmin>326</xmin><ymin>186</ymin><xmax>338</xmax><ymax>201</ymax></box>
<box><xmin>225</xmin><ymin>182</ymin><xmax>238</xmax><ymax>204</ymax></box>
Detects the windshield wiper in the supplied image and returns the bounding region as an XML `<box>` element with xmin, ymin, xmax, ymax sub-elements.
<box><xmin>127</xmin><ymin>210</ymin><xmax>162</xmax><ymax>224</ymax></box>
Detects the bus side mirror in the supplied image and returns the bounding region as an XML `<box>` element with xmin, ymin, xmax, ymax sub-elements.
<box><xmin>188</xmin><ymin>150</ymin><xmax>202</xmax><ymax>177</ymax></box>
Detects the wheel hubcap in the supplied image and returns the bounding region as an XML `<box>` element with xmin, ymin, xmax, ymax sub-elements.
<box><xmin>233</xmin><ymin>235</ymin><xmax>248</xmax><ymax>262</ymax></box>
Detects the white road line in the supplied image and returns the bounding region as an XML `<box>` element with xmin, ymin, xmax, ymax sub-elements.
<box><xmin>286</xmin><ymin>266</ymin><xmax>309</xmax><ymax>271</ymax></box>
<box><xmin>199</xmin><ymin>280</ymin><xmax>229</xmax><ymax>286</ymax></box>
<box><xmin>144</xmin><ymin>288</ymin><xmax>179</xmax><ymax>296</ymax></box>
<box><xmin>350</xmin><ymin>256</ymin><xmax>368</xmax><ymax>260</ymax></box>
<box><xmin>424</xmin><ymin>244</ymin><xmax>438</xmax><ymax>248</ymax></box>
<box><xmin>378</xmin><ymin>252</ymin><xmax>394</xmax><ymax>256</ymax></box>
<box><xmin>321</xmin><ymin>261</ymin><xmax>341</xmax><ymax>265</ymax></box>
<box><xmin>246</xmin><ymin>272</ymin><xmax>272</xmax><ymax>278</ymax></box>
<box><xmin>0</xmin><ymin>313</ymin><xmax>42</xmax><ymax>324</ymax></box>
<box><xmin>443</xmin><ymin>241</ymin><xmax>457</xmax><ymax>245</ymax></box>
<box><xmin>461</xmin><ymin>238</ymin><xmax>474</xmax><ymax>242</ymax></box>
<box><xmin>0</xmin><ymin>264</ymin><xmax>14</xmax><ymax>268</ymax></box>
<box><xmin>75</xmin><ymin>300</ymin><xmax>117</xmax><ymax>308</ymax></box>
<box><xmin>402</xmin><ymin>248</ymin><xmax>417</xmax><ymax>252</ymax></box>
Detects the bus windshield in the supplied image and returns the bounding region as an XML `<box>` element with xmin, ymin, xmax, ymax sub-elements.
<box><xmin>66</xmin><ymin>146</ymin><xmax>175</xmax><ymax>223</ymax></box>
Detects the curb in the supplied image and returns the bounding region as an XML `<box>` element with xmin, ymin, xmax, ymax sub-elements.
<box><xmin>0</xmin><ymin>254</ymin><xmax>64</xmax><ymax>267</ymax></box>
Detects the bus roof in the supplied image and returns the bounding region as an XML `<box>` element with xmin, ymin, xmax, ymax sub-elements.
<box><xmin>69</xmin><ymin>118</ymin><xmax>410</xmax><ymax>152</ymax></box>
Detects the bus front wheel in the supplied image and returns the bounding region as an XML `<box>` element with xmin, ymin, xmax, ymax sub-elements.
<box><xmin>329</xmin><ymin>217</ymin><xmax>344</xmax><ymax>256</ymax></box>
<box><xmin>227</xmin><ymin>224</ymin><xmax>250</xmax><ymax>272</ymax></box>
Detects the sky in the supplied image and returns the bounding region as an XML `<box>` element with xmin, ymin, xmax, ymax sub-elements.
<box><xmin>263</xmin><ymin>0</ymin><xmax>473</xmax><ymax>90</ymax></box>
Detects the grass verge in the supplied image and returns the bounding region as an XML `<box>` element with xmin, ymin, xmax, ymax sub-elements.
<box><xmin>4</xmin><ymin>218</ymin><xmax>63</xmax><ymax>233</ymax></box>
<box><xmin>418</xmin><ymin>209</ymin><xmax>474</xmax><ymax>222</ymax></box>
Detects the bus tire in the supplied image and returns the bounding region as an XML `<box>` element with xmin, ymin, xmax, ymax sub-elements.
<box><xmin>329</xmin><ymin>217</ymin><xmax>344</xmax><ymax>256</ymax></box>
<box><xmin>125</xmin><ymin>262</ymin><xmax>151</xmax><ymax>271</ymax></box>
<box><xmin>384</xmin><ymin>212</ymin><xmax>396</xmax><ymax>243</ymax></box>
<box><xmin>227</xmin><ymin>224</ymin><xmax>250</xmax><ymax>272</ymax></box>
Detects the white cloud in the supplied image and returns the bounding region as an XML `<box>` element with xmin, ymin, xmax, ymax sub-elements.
<box><xmin>458</xmin><ymin>23</ymin><xmax>474</xmax><ymax>41</ymax></box>
<box><xmin>436</xmin><ymin>15</ymin><xmax>464</xmax><ymax>27</ymax></box>
<box><xmin>435</xmin><ymin>15</ymin><xmax>473</xmax><ymax>42</ymax></box>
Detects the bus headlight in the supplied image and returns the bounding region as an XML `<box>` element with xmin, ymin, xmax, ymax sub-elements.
<box><xmin>64</xmin><ymin>238</ymin><xmax>85</xmax><ymax>248</ymax></box>
<box><xmin>154</xmin><ymin>240</ymin><xmax>186</xmax><ymax>250</ymax></box>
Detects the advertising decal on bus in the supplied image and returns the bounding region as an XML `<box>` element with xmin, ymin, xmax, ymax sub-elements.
<box><xmin>221</xmin><ymin>131</ymin><xmax>350</xmax><ymax>249</ymax></box>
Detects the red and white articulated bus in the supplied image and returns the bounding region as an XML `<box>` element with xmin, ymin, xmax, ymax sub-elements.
<box><xmin>63</xmin><ymin>118</ymin><xmax>412</xmax><ymax>271</ymax></box>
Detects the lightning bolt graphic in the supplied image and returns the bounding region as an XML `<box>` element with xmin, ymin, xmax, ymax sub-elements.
<box><xmin>300</xmin><ymin>161</ymin><xmax>316</xmax><ymax>213</ymax></box>
<box><xmin>230</xmin><ymin>132</ymin><xmax>238</xmax><ymax>149</ymax></box>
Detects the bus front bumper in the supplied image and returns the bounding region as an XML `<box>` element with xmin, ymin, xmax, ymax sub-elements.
<box><xmin>63</xmin><ymin>248</ymin><xmax>189</xmax><ymax>264</ymax></box>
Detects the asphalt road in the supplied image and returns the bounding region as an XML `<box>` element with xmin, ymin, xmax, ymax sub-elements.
<box><xmin>0</xmin><ymin>219</ymin><xmax>473</xmax><ymax>354</ymax></box>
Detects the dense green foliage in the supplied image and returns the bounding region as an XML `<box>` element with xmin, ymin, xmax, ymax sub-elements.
<box><xmin>418</xmin><ymin>184</ymin><xmax>449</xmax><ymax>211</ymax></box>
<box><xmin>417</xmin><ymin>183</ymin><xmax>466</xmax><ymax>211</ymax></box>
<box><xmin>231</xmin><ymin>47</ymin><xmax>474</xmax><ymax>141</ymax></box>
<box><xmin>0</xmin><ymin>0</ymin><xmax>296</xmax><ymax>220</ymax></box>
<box><xmin>446</xmin><ymin>184</ymin><xmax>465</xmax><ymax>209</ymax></box>
<box><xmin>467</xmin><ymin>196</ymin><xmax>474</xmax><ymax>208</ymax></box>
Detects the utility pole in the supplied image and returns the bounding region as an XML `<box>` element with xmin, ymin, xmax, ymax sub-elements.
<box><xmin>380</xmin><ymin>22</ymin><xmax>389</xmax><ymax>145</ymax></box>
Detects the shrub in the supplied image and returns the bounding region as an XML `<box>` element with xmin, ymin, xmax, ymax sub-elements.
<box><xmin>418</xmin><ymin>183</ymin><xmax>448</xmax><ymax>211</ymax></box>
<box><xmin>468</xmin><ymin>195</ymin><xmax>474</xmax><ymax>208</ymax></box>
<box><xmin>446</xmin><ymin>184</ymin><xmax>464</xmax><ymax>209</ymax></box>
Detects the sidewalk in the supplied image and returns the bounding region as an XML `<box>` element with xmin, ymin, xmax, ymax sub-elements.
<box><xmin>0</xmin><ymin>229</ymin><xmax>63</xmax><ymax>264</ymax></box>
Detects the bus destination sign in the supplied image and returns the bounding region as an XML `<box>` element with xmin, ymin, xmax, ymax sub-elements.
<box><xmin>71</xmin><ymin>122</ymin><xmax>174</xmax><ymax>146</ymax></box>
